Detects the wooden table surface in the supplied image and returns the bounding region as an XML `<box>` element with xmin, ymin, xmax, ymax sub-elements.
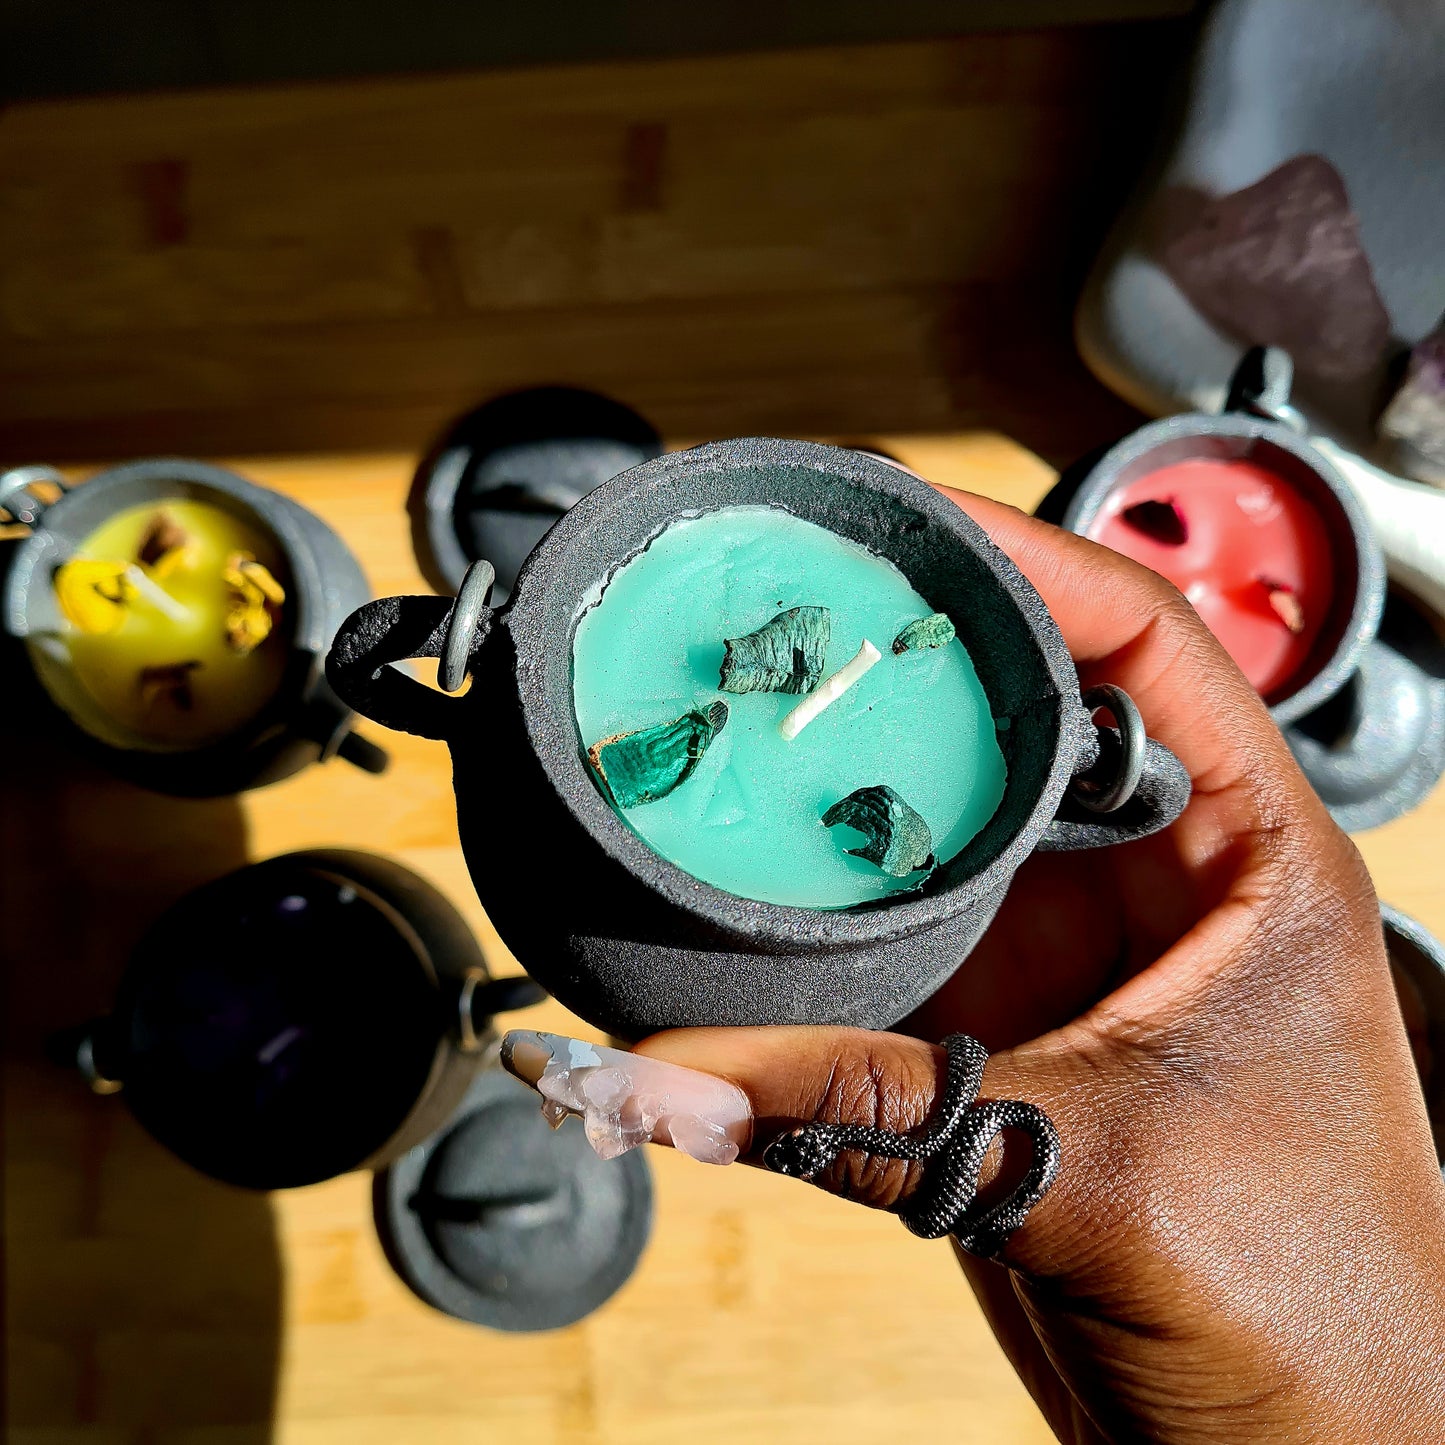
<box><xmin>0</xmin><ymin>26</ymin><xmax>1178</xmax><ymax>468</ymax></box>
<box><xmin>6</xmin><ymin>432</ymin><xmax>1443</xmax><ymax>1445</ymax></box>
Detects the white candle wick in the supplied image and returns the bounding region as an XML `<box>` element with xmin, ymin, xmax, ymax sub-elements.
<box><xmin>125</xmin><ymin>565</ymin><xmax>190</xmax><ymax>623</ymax></box>
<box><xmin>779</xmin><ymin>638</ymin><xmax>882</xmax><ymax>741</ymax></box>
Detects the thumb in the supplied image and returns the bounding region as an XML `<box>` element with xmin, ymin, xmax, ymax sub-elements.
<box><xmin>502</xmin><ymin>1023</ymin><xmax>1121</xmax><ymax>1273</ymax></box>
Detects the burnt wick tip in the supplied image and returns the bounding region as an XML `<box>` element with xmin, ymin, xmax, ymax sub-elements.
<box><xmin>1120</xmin><ymin>498</ymin><xmax>1189</xmax><ymax>547</ymax></box>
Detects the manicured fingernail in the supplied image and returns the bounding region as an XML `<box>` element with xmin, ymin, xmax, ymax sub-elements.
<box><xmin>500</xmin><ymin>1029</ymin><xmax>752</xmax><ymax>1166</ymax></box>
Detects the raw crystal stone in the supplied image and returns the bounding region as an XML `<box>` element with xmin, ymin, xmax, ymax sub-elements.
<box><xmin>822</xmin><ymin>784</ymin><xmax>935</xmax><ymax>877</ymax></box>
<box><xmin>1380</xmin><ymin>327</ymin><xmax>1445</xmax><ymax>481</ymax></box>
<box><xmin>1158</xmin><ymin>154</ymin><xmax>1390</xmax><ymax>383</ymax></box>
<box><xmin>719</xmin><ymin>606</ymin><xmax>831</xmax><ymax>694</ymax></box>
<box><xmin>891</xmin><ymin>612</ymin><xmax>956</xmax><ymax>654</ymax></box>
<box><xmin>585</xmin><ymin>1094</ymin><xmax>657</xmax><ymax>1160</ymax></box>
<box><xmin>581</xmin><ymin>1066</ymin><xmax>631</xmax><ymax>1112</ymax></box>
<box><xmin>510</xmin><ymin>1029</ymin><xmax>752</xmax><ymax>1167</ymax></box>
<box><xmin>586</xmin><ymin>701</ymin><xmax>729</xmax><ymax>808</ymax></box>
<box><xmin>667</xmin><ymin>1113</ymin><xmax>741</xmax><ymax>1166</ymax></box>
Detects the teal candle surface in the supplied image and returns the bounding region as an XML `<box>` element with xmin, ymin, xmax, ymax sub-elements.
<box><xmin>571</xmin><ymin>505</ymin><xmax>1008</xmax><ymax>909</ymax></box>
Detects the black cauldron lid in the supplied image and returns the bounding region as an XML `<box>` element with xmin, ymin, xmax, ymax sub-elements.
<box><xmin>1284</xmin><ymin>588</ymin><xmax>1445</xmax><ymax>833</ymax></box>
<box><xmin>374</xmin><ymin>1066</ymin><xmax>652</xmax><ymax>1331</ymax></box>
<box><xmin>411</xmin><ymin>386</ymin><xmax>662</xmax><ymax>603</ymax></box>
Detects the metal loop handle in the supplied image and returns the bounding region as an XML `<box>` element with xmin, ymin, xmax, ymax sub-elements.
<box><xmin>458</xmin><ymin>967</ymin><xmax>548</xmax><ymax>1053</ymax></box>
<box><xmin>0</xmin><ymin>465</ymin><xmax>69</xmax><ymax>527</ymax></box>
<box><xmin>1038</xmin><ymin>683</ymin><xmax>1192</xmax><ymax>851</ymax></box>
<box><xmin>1069</xmin><ymin>684</ymin><xmax>1146</xmax><ymax>814</ymax></box>
<box><xmin>440</xmin><ymin>560</ymin><xmax>495</xmax><ymax>693</ymax></box>
<box><xmin>325</xmin><ymin>560</ymin><xmax>497</xmax><ymax>742</ymax></box>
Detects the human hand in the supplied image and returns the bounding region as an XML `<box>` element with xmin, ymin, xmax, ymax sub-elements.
<box><xmin>504</xmin><ymin>492</ymin><xmax>1445</xmax><ymax>1444</ymax></box>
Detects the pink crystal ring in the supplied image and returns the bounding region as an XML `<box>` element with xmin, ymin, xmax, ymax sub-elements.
<box><xmin>761</xmin><ymin>1033</ymin><xmax>1061</xmax><ymax>1258</ymax></box>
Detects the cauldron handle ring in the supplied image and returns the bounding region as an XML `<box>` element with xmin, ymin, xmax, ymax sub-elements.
<box><xmin>326</xmin><ymin>560</ymin><xmax>495</xmax><ymax>742</ymax></box>
<box><xmin>1037</xmin><ymin>684</ymin><xmax>1192</xmax><ymax>851</ymax></box>
<box><xmin>0</xmin><ymin>464</ymin><xmax>70</xmax><ymax>527</ymax></box>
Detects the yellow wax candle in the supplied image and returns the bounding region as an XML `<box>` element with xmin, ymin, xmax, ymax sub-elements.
<box><xmin>33</xmin><ymin>499</ymin><xmax>291</xmax><ymax>748</ymax></box>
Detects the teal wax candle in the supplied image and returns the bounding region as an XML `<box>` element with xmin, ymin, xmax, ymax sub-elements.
<box><xmin>571</xmin><ymin>505</ymin><xmax>1008</xmax><ymax>909</ymax></box>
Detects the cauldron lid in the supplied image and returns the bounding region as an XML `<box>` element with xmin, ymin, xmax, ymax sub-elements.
<box><xmin>374</xmin><ymin>1066</ymin><xmax>652</xmax><ymax>1331</ymax></box>
<box><xmin>1283</xmin><ymin>588</ymin><xmax>1445</xmax><ymax>832</ymax></box>
<box><xmin>411</xmin><ymin>386</ymin><xmax>661</xmax><ymax>602</ymax></box>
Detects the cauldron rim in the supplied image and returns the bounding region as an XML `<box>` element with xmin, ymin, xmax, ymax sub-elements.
<box><xmin>5</xmin><ymin>457</ymin><xmax>328</xmax><ymax>657</ymax></box>
<box><xmin>495</xmin><ymin>438</ymin><xmax>1088</xmax><ymax>951</ymax></box>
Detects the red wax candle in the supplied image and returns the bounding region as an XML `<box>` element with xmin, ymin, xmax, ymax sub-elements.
<box><xmin>1088</xmin><ymin>457</ymin><xmax>1335</xmax><ymax>699</ymax></box>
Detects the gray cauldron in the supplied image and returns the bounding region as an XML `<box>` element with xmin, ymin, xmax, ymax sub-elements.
<box><xmin>2</xmin><ymin>459</ymin><xmax>386</xmax><ymax>795</ymax></box>
<box><xmin>328</xmin><ymin>439</ymin><xmax>1191</xmax><ymax>1038</ymax></box>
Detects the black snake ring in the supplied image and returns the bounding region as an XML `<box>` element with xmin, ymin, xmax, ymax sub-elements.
<box><xmin>760</xmin><ymin>1033</ymin><xmax>1061</xmax><ymax>1258</ymax></box>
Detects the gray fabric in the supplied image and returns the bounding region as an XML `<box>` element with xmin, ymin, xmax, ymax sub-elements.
<box><xmin>1078</xmin><ymin>0</ymin><xmax>1445</xmax><ymax>467</ymax></box>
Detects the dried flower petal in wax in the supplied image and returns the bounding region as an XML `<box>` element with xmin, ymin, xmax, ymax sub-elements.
<box><xmin>138</xmin><ymin>660</ymin><xmax>202</xmax><ymax>713</ymax></box>
<box><xmin>54</xmin><ymin>558</ymin><xmax>137</xmax><ymax>634</ymax></box>
<box><xmin>587</xmin><ymin>701</ymin><xmax>729</xmax><ymax>809</ymax></box>
<box><xmin>223</xmin><ymin>551</ymin><xmax>286</xmax><ymax>654</ymax></box>
<box><xmin>822</xmin><ymin>784</ymin><xmax>934</xmax><ymax>878</ymax></box>
<box><xmin>719</xmin><ymin>606</ymin><xmax>830</xmax><ymax>694</ymax></box>
<box><xmin>136</xmin><ymin>510</ymin><xmax>192</xmax><ymax>577</ymax></box>
<box><xmin>1120</xmin><ymin>498</ymin><xmax>1189</xmax><ymax>547</ymax></box>
<box><xmin>891</xmin><ymin>613</ymin><xmax>956</xmax><ymax>654</ymax></box>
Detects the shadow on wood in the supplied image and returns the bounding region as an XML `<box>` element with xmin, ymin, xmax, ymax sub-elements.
<box><xmin>1</xmin><ymin>669</ymin><xmax>281</xmax><ymax>1443</ymax></box>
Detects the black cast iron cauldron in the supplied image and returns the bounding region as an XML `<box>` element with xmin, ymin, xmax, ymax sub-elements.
<box><xmin>53</xmin><ymin>849</ymin><xmax>544</xmax><ymax>1190</ymax></box>
<box><xmin>1</xmin><ymin>459</ymin><xmax>386</xmax><ymax>795</ymax></box>
<box><xmin>327</xmin><ymin>439</ymin><xmax>1192</xmax><ymax>1039</ymax></box>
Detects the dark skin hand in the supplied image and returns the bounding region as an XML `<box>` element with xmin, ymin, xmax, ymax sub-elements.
<box><xmin>638</xmin><ymin>491</ymin><xmax>1445</xmax><ymax>1444</ymax></box>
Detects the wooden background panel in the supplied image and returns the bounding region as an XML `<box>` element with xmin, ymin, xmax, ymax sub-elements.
<box><xmin>0</xmin><ymin>286</ymin><xmax>1143</xmax><ymax>466</ymax></box>
<box><xmin>0</xmin><ymin>25</ymin><xmax>1182</xmax><ymax>465</ymax></box>
<box><xmin>3</xmin><ymin>0</ymin><xmax>1198</xmax><ymax>103</ymax></box>
<box><xmin>0</xmin><ymin>28</ymin><xmax>1163</xmax><ymax>155</ymax></box>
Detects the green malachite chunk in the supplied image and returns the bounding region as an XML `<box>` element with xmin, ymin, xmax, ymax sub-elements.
<box><xmin>719</xmin><ymin>606</ymin><xmax>831</xmax><ymax>694</ymax></box>
<box><xmin>587</xmin><ymin>701</ymin><xmax>729</xmax><ymax>809</ymax></box>
<box><xmin>822</xmin><ymin>784</ymin><xmax>935</xmax><ymax>878</ymax></box>
<box><xmin>892</xmin><ymin>612</ymin><xmax>956</xmax><ymax>655</ymax></box>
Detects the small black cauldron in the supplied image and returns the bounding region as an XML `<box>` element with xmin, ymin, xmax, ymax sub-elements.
<box><xmin>328</xmin><ymin>440</ymin><xmax>1191</xmax><ymax>1039</ymax></box>
<box><xmin>55</xmin><ymin>849</ymin><xmax>543</xmax><ymax>1190</ymax></box>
